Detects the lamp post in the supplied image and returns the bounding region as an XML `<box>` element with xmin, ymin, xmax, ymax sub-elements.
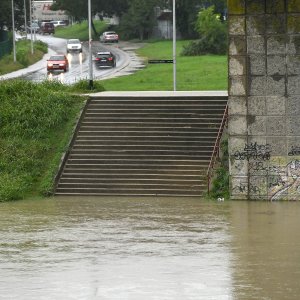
<box><xmin>29</xmin><ymin>0</ymin><xmax>33</xmax><ymax>54</ymax></box>
<box><xmin>24</xmin><ymin>0</ymin><xmax>27</xmax><ymax>38</ymax></box>
<box><xmin>88</xmin><ymin>0</ymin><xmax>93</xmax><ymax>89</ymax></box>
<box><xmin>11</xmin><ymin>0</ymin><xmax>16</xmax><ymax>62</ymax></box>
<box><xmin>172</xmin><ymin>0</ymin><xmax>176</xmax><ymax>91</ymax></box>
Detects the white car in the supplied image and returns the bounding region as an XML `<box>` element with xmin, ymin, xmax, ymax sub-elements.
<box><xmin>51</xmin><ymin>20</ymin><xmax>66</xmax><ymax>27</ymax></box>
<box><xmin>66</xmin><ymin>39</ymin><xmax>82</xmax><ymax>53</ymax></box>
<box><xmin>100</xmin><ymin>31</ymin><xmax>119</xmax><ymax>43</ymax></box>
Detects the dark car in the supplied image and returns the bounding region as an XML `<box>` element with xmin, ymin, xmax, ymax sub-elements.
<box><xmin>40</xmin><ymin>22</ymin><xmax>55</xmax><ymax>35</ymax></box>
<box><xmin>47</xmin><ymin>54</ymin><xmax>69</xmax><ymax>72</ymax></box>
<box><xmin>95</xmin><ymin>51</ymin><xmax>116</xmax><ymax>68</ymax></box>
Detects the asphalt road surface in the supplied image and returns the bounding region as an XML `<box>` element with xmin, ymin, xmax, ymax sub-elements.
<box><xmin>20</xmin><ymin>34</ymin><xmax>145</xmax><ymax>84</ymax></box>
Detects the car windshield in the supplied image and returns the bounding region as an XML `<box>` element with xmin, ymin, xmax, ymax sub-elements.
<box><xmin>106</xmin><ymin>32</ymin><xmax>116</xmax><ymax>35</ymax></box>
<box><xmin>68</xmin><ymin>39</ymin><xmax>80</xmax><ymax>44</ymax></box>
<box><xmin>97</xmin><ymin>54</ymin><xmax>111</xmax><ymax>58</ymax></box>
<box><xmin>49</xmin><ymin>56</ymin><xmax>65</xmax><ymax>61</ymax></box>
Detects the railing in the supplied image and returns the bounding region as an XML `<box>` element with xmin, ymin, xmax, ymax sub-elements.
<box><xmin>207</xmin><ymin>103</ymin><xmax>228</xmax><ymax>194</ymax></box>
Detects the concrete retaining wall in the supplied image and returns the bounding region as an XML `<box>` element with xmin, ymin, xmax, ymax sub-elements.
<box><xmin>228</xmin><ymin>0</ymin><xmax>300</xmax><ymax>200</ymax></box>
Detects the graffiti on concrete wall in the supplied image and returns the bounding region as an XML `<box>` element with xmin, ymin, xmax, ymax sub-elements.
<box><xmin>233</xmin><ymin>142</ymin><xmax>271</xmax><ymax>161</ymax></box>
<box><xmin>232</xmin><ymin>144</ymin><xmax>300</xmax><ymax>200</ymax></box>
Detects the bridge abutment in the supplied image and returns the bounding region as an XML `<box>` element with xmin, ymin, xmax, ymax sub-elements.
<box><xmin>228</xmin><ymin>0</ymin><xmax>300</xmax><ymax>200</ymax></box>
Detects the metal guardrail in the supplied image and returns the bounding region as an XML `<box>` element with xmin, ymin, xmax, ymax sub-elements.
<box><xmin>207</xmin><ymin>103</ymin><xmax>228</xmax><ymax>194</ymax></box>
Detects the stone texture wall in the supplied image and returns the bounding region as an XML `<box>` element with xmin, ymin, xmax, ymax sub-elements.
<box><xmin>228</xmin><ymin>0</ymin><xmax>300</xmax><ymax>200</ymax></box>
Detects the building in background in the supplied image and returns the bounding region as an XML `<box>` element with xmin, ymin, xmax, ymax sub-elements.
<box><xmin>32</xmin><ymin>1</ymin><xmax>69</xmax><ymax>24</ymax></box>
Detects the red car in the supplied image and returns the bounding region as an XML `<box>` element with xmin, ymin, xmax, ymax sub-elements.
<box><xmin>47</xmin><ymin>54</ymin><xmax>69</xmax><ymax>72</ymax></box>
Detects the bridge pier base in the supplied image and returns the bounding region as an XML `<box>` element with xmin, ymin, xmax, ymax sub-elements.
<box><xmin>228</xmin><ymin>0</ymin><xmax>300</xmax><ymax>200</ymax></box>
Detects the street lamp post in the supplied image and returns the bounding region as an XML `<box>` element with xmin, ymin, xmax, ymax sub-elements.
<box><xmin>88</xmin><ymin>0</ymin><xmax>93</xmax><ymax>89</ymax></box>
<box><xmin>172</xmin><ymin>0</ymin><xmax>176</xmax><ymax>91</ymax></box>
<box><xmin>24</xmin><ymin>0</ymin><xmax>27</xmax><ymax>38</ymax></box>
<box><xmin>11</xmin><ymin>0</ymin><xmax>16</xmax><ymax>62</ymax></box>
<box><xmin>29</xmin><ymin>0</ymin><xmax>33</xmax><ymax>54</ymax></box>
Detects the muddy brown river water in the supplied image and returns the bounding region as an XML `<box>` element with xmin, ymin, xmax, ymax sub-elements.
<box><xmin>0</xmin><ymin>196</ymin><xmax>300</xmax><ymax>299</ymax></box>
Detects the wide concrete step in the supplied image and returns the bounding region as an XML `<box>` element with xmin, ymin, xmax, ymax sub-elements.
<box><xmin>54</xmin><ymin>94</ymin><xmax>227</xmax><ymax>196</ymax></box>
<box><xmin>62</xmin><ymin>168</ymin><xmax>206</xmax><ymax>175</ymax></box>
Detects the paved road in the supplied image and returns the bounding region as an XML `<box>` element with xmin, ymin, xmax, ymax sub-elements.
<box><xmin>0</xmin><ymin>35</ymin><xmax>145</xmax><ymax>84</ymax></box>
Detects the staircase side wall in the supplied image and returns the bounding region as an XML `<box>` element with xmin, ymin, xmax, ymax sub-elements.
<box><xmin>228</xmin><ymin>0</ymin><xmax>300</xmax><ymax>200</ymax></box>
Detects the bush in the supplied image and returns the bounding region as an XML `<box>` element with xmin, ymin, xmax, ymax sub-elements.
<box><xmin>0</xmin><ymin>79</ymin><xmax>85</xmax><ymax>201</ymax></box>
<box><xmin>209</xmin><ymin>138</ymin><xmax>229</xmax><ymax>200</ymax></box>
<box><xmin>181</xmin><ymin>6</ymin><xmax>227</xmax><ymax>56</ymax></box>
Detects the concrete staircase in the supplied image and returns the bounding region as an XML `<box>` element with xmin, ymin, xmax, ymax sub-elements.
<box><xmin>55</xmin><ymin>93</ymin><xmax>228</xmax><ymax>197</ymax></box>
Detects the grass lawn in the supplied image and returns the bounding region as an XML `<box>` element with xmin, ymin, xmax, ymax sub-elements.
<box><xmin>54</xmin><ymin>20</ymin><xmax>108</xmax><ymax>40</ymax></box>
<box><xmin>100</xmin><ymin>40</ymin><xmax>227</xmax><ymax>91</ymax></box>
<box><xmin>0</xmin><ymin>40</ymin><xmax>47</xmax><ymax>75</ymax></box>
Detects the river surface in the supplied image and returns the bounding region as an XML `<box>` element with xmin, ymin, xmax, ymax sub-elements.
<box><xmin>0</xmin><ymin>196</ymin><xmax>300</xmax><ymax>300</ymax></box>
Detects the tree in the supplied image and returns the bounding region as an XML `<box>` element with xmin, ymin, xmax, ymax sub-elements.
<box><xmin>0</xmin><ymin>0</ymin><xmax>26</xmax><ymax>31</ymax></box>
<box><xmin>181</xmin><ymin>5</ymin><xmax>227</xmax><ymax>55</ymax></box>
<box><xmin>119</xmin><ymin>0</ymin><xmax>161</xmax><ymax>40</ymax></box>
<box><xmin>175</xmin><ymin>0</ymin><xmax>226</xmax><ymax>39</ymax></box>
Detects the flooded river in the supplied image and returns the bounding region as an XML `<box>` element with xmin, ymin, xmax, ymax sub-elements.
<box><xmin>0</xmin><ymin>197</ymin><xmax>300</xmax><ymax>299</ymax></box>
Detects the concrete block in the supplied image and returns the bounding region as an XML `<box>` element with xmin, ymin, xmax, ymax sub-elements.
<box><xmin>229</xmin><ymin>16</ymin><xmax>245</xmax><ymax>35</ymax></box>
<box><xmin>249</xmin><ymin>55</ymin><xmax>266</xmax><ymax>75</ymax></box>
<box><xmin>266</xmin><ymin>76</ymin><xmax>286</xmax><ymax>96</ymax></box>
<box><xmin>267</xmin><ymin>35</ymin><xmax>286</xmax><ymax>55</ymax></box>
<box><xmin>229</xmin><ymin>76</ymin><xmax>247</xmax><ymax>96</ymax></box>
<box><xmin>267</xmin><ymin>137</ymin><xmax>287</xmax><ymax>156</ymax></box>
<box><xmin>228</xmin><ymin>115</ymin><xmax>248</xmax><ymax>135</ymax></box>
<box><xmin>287</xmin><ymin>35</ymin><xmax>300</xmax><ymax>55</ymax></box>
<box><xmin>228</xmin><ymin>96</ymin><xmax>247</xmax><ymax>115</ymax></box>
<box><xmin>266</xmin><ymin>0</ymin><xmax>286</xmax><ymax>13</ymax></box>
<box><xmin>249</xmin><ymin>175</ymin><xmax>268</xmax><ymax>198</ymax></box>
<box><xmin>231</xmin><ymin>176</ymin><xmax>249</xmax><ymax>198</ymax></box>
<box><xmin>266</xmin><ymin>116</ymin><xmax>286</xmax><ymax>135</ymax></box>
<box><xmin>266</xmin><ymin>96</ymin><xmax>286</xmax><ymax>115</ymax></box>
<box><xmin>248</xmin><ymin>115</ymin><xmax>266</xmax><ymax>135</ymax></box>
<box><xmin>286</xmin><ymin>115</ymin><xmax>300</xmax><ymax>134</ymax></box>
<box><xmin>287</xmin><ymin>75</ymin><xmax>300</xmax><ymax>95</ymax></box>
<box><xmin>247</xmin><ymin>36</ymin><xmax>265</xmax><ymax>54</ymax></box>
<box><xmin>249</xmin><ymin>76</ymin><xmax>266</xmax><ymax>96</ymax></box>
<box><xmin>229</xmin><ymin>37</ymin><xmax>247</xmax><ymax>55</ymax></box>
<box><xmin>288</xmin><ymin>0</ymin><xmax>300</xmax><ymax>13</ymax></box>
<box><xmin>230</xmin><ymin>159</ymin><xmax>248</xmax><ymax>176</ymax></box>
<box><xmin>287</xmin><ymin>137</ymin><xmax>300</xmax><ymax>155</ymax></box>
<box><xmin>246</xmin><ymin>16</ymin><xmax>265</xmax><ymax>35</ymax></box>
<box><xmin>286</xmin><ymin>95</ymin><xmax>300</xmax><ymax>115</ymax></box>
<box><xmin>266</xmin><ymin>14</ymin><xmax>286</xmax><ymax>34</ymax></box>
<box><xmin>228</xmin><ymin>0</ymin><xmax>246</xmax><ymax>15</ymax></box>
<box><xmin>287</xmin><ymin>55</ymin><xmax>300</xmax><ymax>74</ymax></box>
<box><xmin>287</xmin><ymin>15</ymin><xmax>300</xmax><ymax>34</ymax></box>
<box><xmin>246</xmin><ymin>0</ymin><xmax>265</xmax><ymax>14</ymax></box>
<box><xmin>229</xmin><ymin>56</ymin><xmax>246</xmax><ymax>76</ymax></box>
<box><xmin>267</xmin><ymin>55</ymin><xmax>286</xmax><ymax>75</ymax></box>
<box><xmin>248</xmin><ymin>96</ymin><xmax>266</xmax><ymax>115</ymax></box>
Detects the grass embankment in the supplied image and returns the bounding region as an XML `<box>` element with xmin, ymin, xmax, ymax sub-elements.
<box><xmin>101</xmin><ymin>40</ymin><xmax>227</xmax><ymax>91</ymax></box>
<box><xmin>0</xmin><ymin>39</ymin><xmax>47</xmax><ymax>75</ymax></box>
<box><xmin>54</xmin><ymin>20</ymin><xmax>108</xmax><ymax>40</ymax></box>
<box><xmin>0</xmin><ymin>80</ymin><xmax>87</xmax><ymax>201</ymax></box>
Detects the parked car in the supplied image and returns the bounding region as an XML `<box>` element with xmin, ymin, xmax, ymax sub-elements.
<box><xmin>40</xmin><ymin>22</ymin><xmax>55</xmax><ymax>35</ymax></box>
<box><xmin>27</xmin><ymin>22</ymin><xmax>40</xmax><ymax>33</ymax></box>
<box><xmin>95</xmin><ymin>51</ymin><xmax>116</xmax><ymax>68</ymax></box>
<box><xmin>66</xmin><ymin>39</ymin><xmax>82</xmax><ymax>53</ymax></box>
<box><xmin>47</xmin><ymin>54</ymin><xmax>69</xmax><ymax>72</ymax></box>
<box><xmin>99</xmin><ymin>31</ymin><xmax>119</xmax><ymax>43</ymax></box>
<box><xmin>50</xmin><ymin>20</ymin><xmax>66</xmax><ymax>27</ymax></box>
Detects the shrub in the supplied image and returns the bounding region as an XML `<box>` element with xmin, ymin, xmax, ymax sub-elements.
<box><xmin>181</xmin><ymin>6</ymin><xmax>227</xmax><ymax>56</ymax></box>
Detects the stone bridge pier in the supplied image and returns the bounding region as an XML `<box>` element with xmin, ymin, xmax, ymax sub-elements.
<box><xmin>228</xmin><ymin>0</ymin><xmax>300</xmax><ymax>200</ymax></box>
